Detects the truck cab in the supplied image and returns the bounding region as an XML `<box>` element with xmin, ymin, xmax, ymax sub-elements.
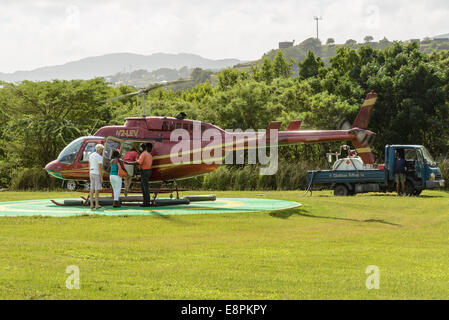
<box><xmin>386</xmin><ymin>145</ymin><xmax>444</xmax><ymax>195</ymax></box>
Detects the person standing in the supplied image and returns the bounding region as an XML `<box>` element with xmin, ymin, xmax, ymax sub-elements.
<box><xmin>394</xmin><ymin>151</ymin><xmax>407</xmax><ymax>196</ymax></box>
<box><xmin>137</xmin><ymin>143</ymin><xmax>153</xmax><ymax>207</ymax></box>
<box><xmin>109</xmin><ymin>150</ymin><xmax>123</xmax><ymax>208</ymax></box>
<box><xmin>122</xmin><ymin>147</ymin><xmax>140</xmax><ymax>197</ymax></box>
<box><xmin>89</xmin><ymin>144</ymin><xmax>104</xmax><ymax>210</ymax></box>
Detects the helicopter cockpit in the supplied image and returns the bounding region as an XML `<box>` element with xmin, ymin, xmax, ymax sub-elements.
<box><xmin>57</xmin><ymin>136</ymin><xmax>102</xmax><ymax>164</ymax></box>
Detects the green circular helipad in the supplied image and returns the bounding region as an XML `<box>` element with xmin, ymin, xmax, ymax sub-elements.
<box><xmin>0</xmin><ymin>198</ymin><xmax>301</xmax><ymax>217</ymax></box>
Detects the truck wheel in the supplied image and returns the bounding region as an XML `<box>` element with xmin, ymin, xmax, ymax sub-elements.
<box><xmin>334</xmin><ymin>184</ymin><xmax>349</xmax><ymax>196</ymax></box>
<box><xmin>405</xmin><ymin>181</ymin><xmax>414</xmax><ymax>196</ymax></box>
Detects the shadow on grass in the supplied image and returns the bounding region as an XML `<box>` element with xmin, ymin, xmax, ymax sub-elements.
<box><xmin>269</xmin><ymin>208</ymin><xmax>401</xmax><ymax>226</ymax></box>
<box><xmin>411</xmin><ymin>195</ymin><xmax>443</xmax><ymax>198</ymax></box>
<box><xmin>361</xmin><ymin>193</ymin><xmax>443</xmax><ymax>198</ymax></box>
<box><xmin>306</xmin><ymin>192</ymin><xmax>445</xmax><ymax>198</ymax></box>
<box><xmin>73</xmin><ymin>207</ymin><xmax>194</xmax><ymax>225</ymax></box>
<box><xmin>141</xmin><ymin>210</ymin><xmax>195</xmax><ymax>225</ymax></box>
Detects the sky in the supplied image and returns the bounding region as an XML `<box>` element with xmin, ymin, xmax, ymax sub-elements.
<box><xmin>1</xmin><ymin>0</ymin><xmax>448</xmax><ymax>73</ymax></box>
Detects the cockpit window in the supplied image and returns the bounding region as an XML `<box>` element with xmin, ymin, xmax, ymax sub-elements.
<box><xmin>57</xmin><ymin>137</ymin><xmax>84</xmax><ymax>164</ymax></box>
<box><xmin>81</xmin><ymin>142</ymin><xmax>96</xmax><ymax>162</ymax></box>
<box><xmin>162</xmin><ymin>121</ymin><xmax>168</xmax><ymax>131</ymax></box>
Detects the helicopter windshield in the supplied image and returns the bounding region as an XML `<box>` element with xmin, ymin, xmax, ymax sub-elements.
<box><xmin>57</xmin><ymin>137</ymin><xmax>84</xmax><ymax>164</ymax></box>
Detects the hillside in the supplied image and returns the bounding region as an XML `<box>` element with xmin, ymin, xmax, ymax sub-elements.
<box><xmin>433</xmin><ymin>33</ymin><xmax>449</xmax><ymax>39</ymax></box>
<box><xmin>0</xmin><ymin>53</ymin><xmax>242</xmax><ymax>82</ymax></box>
<box><xmin>234</xmin><ymin>36</ymin><xmax>449</xmax><ymax>71</ymax></box>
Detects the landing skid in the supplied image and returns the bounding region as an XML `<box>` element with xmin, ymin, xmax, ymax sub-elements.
<box><xmin>50</xmin><ymin>195</ymin><xmax>216</xmax><ymax>207</ymax></box>
<box><xmin>51</xmin><ymin>199</ymin><xmax>71</xmax><ymax>206</ymax></box>
<box><xmin>51</xmin><ymin>182</ymin><xmax>216</xmax><ymax>207</ymax></box>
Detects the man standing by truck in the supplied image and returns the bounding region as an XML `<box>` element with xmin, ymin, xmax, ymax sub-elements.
<box><xmin>394</xmin><ymin>150</ymin><xmax>407</xmax><ymax>196</ymax></box>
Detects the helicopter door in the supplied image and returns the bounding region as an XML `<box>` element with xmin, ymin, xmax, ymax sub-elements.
<box><xmin>103</xmin><ymin>137</ymin><xmax>124</xmax><ymax>170</ymax></box>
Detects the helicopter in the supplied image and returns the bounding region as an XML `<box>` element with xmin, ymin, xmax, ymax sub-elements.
<box><xmin>44</xmin><ymin>79</ymin><xmax>377</xmax><ymax>191</ymax></box>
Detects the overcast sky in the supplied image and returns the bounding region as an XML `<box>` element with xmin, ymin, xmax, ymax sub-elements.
<box><xmin>1</xmin><ymin>0</ymin><xmax>448</xmax><ymax>73</ymax></box>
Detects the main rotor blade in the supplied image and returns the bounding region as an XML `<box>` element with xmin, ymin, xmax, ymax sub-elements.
<box><xmin>140</xmin><ymin>78</ymin><xmax>194</xmax><ymax>93</ymax></box>
<box><xmin>103</xmin><ymin>91</ymin><xmax>143</xmax><ymax>102</ymax></box>
<box><xmin>103</xmin><ymin>78</ymin><xmax>193</xmax><ymax>103</ymax></box>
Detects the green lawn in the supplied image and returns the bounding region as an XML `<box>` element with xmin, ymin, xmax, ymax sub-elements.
<box><xmin>0</xmin><ymin>190</ymin><xmax>448</xmax><ymax>299</ymax></box>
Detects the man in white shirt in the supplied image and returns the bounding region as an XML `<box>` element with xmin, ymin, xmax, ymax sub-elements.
<box><xmin>89</xmin><ymin>144</ymin><xmax>104</xmax><ymax>210</ymax></box>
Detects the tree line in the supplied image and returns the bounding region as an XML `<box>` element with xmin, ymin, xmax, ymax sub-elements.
<box><xmin>0</xmin><ymin>41</ymin><xmax>448</xmax><ymax>189</ymax></box>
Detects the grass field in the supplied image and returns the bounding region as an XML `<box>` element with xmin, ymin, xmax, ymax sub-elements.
<box><xmin>0</xmin><ymin>190</ymin><xmax>448</xmax><ymax>299</ymax></box>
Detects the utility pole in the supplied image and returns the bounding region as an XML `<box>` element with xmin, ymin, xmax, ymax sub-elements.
<box><xmin>313</xmin><ymin>16</ymin><xmax>323</xmax><ymax>40</ymax></box>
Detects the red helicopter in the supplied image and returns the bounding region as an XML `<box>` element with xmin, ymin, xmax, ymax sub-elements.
<box><xmin>44</xmin><ymin>80</ymin><xmax>377</xmax><ymax>191</ymax></box>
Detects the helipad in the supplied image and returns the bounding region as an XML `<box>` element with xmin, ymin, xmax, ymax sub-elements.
<box><xmin>0</xmin><ymin>198</ymin><xmax>301</xmax><ymax>217</ymax></box>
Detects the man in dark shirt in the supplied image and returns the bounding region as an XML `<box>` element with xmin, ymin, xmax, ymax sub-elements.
<box><xmin>137</xmin><ymin>143</ymin><xmax>153</xmax><ymax>207</ymax></box>
<box><xmin>394</xmin><ymin>152</ymin><xmax>407</xmax><ymax>195</ymax></box>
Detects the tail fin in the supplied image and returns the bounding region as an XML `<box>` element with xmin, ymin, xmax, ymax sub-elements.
<box><xmin>351</xmin><ymin>90</ymin><xmax>377</xmax><ymax>164</ymax></box>
<box><xmin>352</xmin><ymin>90</ymin><xmax>377</xmax><ymax>129</ymax></box>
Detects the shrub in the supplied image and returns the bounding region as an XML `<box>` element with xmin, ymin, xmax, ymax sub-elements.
<box><xmin>438</xmin><ymin>157</ymin><xmax>449</xmax><ymax>187</ymax></box>
<box><xmin>0</xmin><ymin>161</ymin><xmax>11</xmax><ymax>189</ymax></box>
<box><xmin>178</xmin><ymin>160</ymin><xmax>317</xmax><ymax>191</ymax></box>
<box><xmin>10</xmin><ymin>167</ymin><xmax>61</xmax><ymax>190</ymax></box>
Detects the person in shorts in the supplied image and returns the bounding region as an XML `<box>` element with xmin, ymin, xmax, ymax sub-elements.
<box><xmin>394</xmin><ymin>151</ymin><xmax>407</xmax><ymax>196</ymax></box>
<box><xmin>89</xmin><ymin>144</ymin><xmax>104</xmax><ymax>209</ymax></box>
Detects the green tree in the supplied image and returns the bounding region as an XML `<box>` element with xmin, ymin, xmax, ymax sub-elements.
<box><xmin>321</xmin><ymin>42</ymin><xmax>449</xmax><ymax>155</ymax></box>
<box><xmin>378</xmin><ymin>37</ymin><xmax>391</xmax><ymax>49</ymax></box>
<box><xmin>273</xmin><ymin>50</ymin><xmax>293</xmax><ymax>78</ymax></box>
<box><xmin>345</xmin><ymin>39</ymin><xmax>357</xmax><ymax>48</ymax></box>
<box><xmin>191</xmin><ymin>68</ymin><xmax>213</xmax><ymax>84</ymax></box>
<box><xmin>0</xmin><ymin>78</ymin><xmax>114</xmax><ymax>169</ymax></box>
<box><xmin>217</xmin><ymin>68</ymin><xmax>240</xmax><ymax>90</ymax></box>
<box><xmin>298</xmin><ymin>51</ymin><xmax>325</xmax><ymax>80</ymax></box>
<box><xmin>326</xmin><ymin>38</ymin><xmax>335</xmax><ymax>46</ymax></box>
<box><xmin>260</xmin><ymin>57</ymin><xmax>275</xmax><ymax>83</ymax></box>
<box><xmin>299</xmin><ymin>38</ymin><xmax>322</xmax><ymax>56</ymax></box>
<box><xmin>364</xmin><ymin>35</ymin><xmax>374</xmax><ymax>43</ymax></box>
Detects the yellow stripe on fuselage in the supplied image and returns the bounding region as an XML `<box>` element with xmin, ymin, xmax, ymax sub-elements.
<box><xmin>356</xmin><ymin>147</ymin><xmax>372</xmax><ymax>153</ymax></box>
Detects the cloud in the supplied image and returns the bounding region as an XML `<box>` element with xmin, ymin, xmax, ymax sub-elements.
<box><xmin>0</xmin><ymin>0</ymin><xmax>448</xmax><ymax>73</ymax></box>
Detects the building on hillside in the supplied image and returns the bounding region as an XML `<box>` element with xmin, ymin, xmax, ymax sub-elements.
<box><xmin>279</xmin><ymin>40</ymin><xmax>295</xmax><ymax>49</ymax></box>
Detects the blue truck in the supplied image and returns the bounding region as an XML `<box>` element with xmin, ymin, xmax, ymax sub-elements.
<box><xmin>306</xmin><ymin>145</ymin><xmax>445</xmax><ymax>196</ymax></box>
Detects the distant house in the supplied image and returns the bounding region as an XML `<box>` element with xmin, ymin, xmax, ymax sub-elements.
<box><xmin>279</xmin><ymin>40</ymin><xmax>295</xmax><ymax>49</ymax></box>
